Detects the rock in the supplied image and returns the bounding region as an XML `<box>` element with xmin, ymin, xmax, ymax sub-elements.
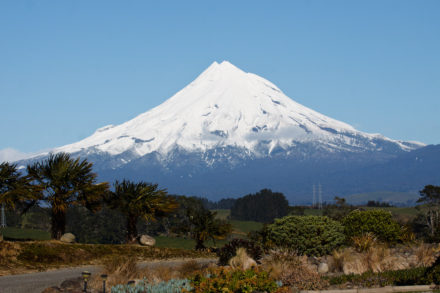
<box><xmin>318</xmin><ymin>262</ymin><xmax>329</xmax><ymax>274</ymax></box>
<box><xmin>60</xmin><ymin>277</ymin><xmax>82</xmax><ymax>290</ymax></box>
<box><xmin>139</xmin><ymin>234</ymin><xmax>156</xmax><ymax>246</ymax></box>
<box><xmin>60</xmin><ymin>233</ymin><xmax>76</xmax><ymax>243</ymax></box>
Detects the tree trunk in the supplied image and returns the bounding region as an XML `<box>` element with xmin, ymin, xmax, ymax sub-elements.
<box><xmin>195</xmin><ymin>238</ymin><xmax>206</xmax><ymax>250</ymax></box>
<box><xmin>126</xmin><ymin>214</ymin><xmax>138</xmax><ymax>243</ymax></box>
<box><xmin>51</xmin><ymin>208</ymin><xmax>66</xmax><ymax>240</ymax></box>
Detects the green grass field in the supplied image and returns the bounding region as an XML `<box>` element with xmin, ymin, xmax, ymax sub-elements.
<box><xmin>0</xmin><ymin>227</ymin><xmax>50</xmax><ymax>240</ymax></box>
<box><xmin>230</xmin><ymin>220</ymin><xmax>263</xmax><ymax>234</ymax></box>
<box><xmin>212</xmin><ymin>209</ymin><xmax>230</xmax><ymax>220</ymax></box>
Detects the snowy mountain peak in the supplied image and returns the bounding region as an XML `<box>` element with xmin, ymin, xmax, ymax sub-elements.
<box><xmin>52</xmin><ymin>61</ymin><xmax>424</xmax><ymax>163</ymax></box>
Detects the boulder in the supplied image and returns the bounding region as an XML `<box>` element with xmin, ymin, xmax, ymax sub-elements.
<box><xmin>60</xmin><ymin>233</ymin><xmax>76</xmax><ymax>243</ymax></box>
<box><xmin>318</xmin><ymin>262</ymin><xmax>329</xmax><ymax>274</ymax></box>
<box><xmin>60</xmin><ymin>277</ymin><xmax>82</xmax><ymax>290</ymax></box>
<box><xmin>139</xmin><ymin>234</ymin><xmax>156</xmax><ymax>246</ymax></box>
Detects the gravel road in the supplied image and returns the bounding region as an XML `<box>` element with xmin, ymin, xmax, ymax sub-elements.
<box><xmin>0</xmin><ymin>258</ymin><xmax>216</xmax><ymax>293</ymax></box>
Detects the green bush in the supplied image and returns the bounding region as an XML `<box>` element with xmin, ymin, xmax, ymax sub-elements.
<box><xmin>266</xmin><ymin>215</ymin><xmax>345</xmax><ymax>256</ymax></box>
<box><xmin>327</xmin><ymin>267</ymin><xmax>429</xmax><ymax>287</ymax></box>
<box><xmin>190</xmin><ymin>267</ymin><xmax>281</xmax><ymax>293</ymax></box>
<box><xmin>342</xmin><ymin>209</ymin><xmax>402</xmax><ymax>243</ymax></box>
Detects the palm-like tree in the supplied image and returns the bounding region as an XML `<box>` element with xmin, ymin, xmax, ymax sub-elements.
<box><xmin>108</xmin><ymin>180</ymin><xmax>178</xmax><ymax>243</ymax></box>
<box><xmin>27</xmin><ymin>153</ymin><xmax>109</xmax><ymax>239</ymax></box>
<box><xmin>188</xmin><ymin>209</ymin><xmax>232</xmax><ymax>250</ymax></box>
<box><xmin>0</xmin><ymin>162</ymin><xmax>36</xmax><ymax>211</ymax></box>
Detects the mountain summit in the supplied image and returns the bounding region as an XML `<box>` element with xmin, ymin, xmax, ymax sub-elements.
<box><xmin>52</xmin><ymin>61</ymin><xmax>422</xmax><ymax>164</ymax></box>
<box><xmin>24</xmin><ymin>61</ymin><xmax>431</xmax><ymax>201</ymax></box>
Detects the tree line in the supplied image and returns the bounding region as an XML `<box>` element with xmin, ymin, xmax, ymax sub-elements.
<box><xmin>0</xmin><ymin>153</ymin><xmax>231</xmax><ymax>248</ymax></box>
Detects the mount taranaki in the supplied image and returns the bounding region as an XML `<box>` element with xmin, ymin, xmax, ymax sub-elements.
<box><xmin>22</xmin><ymin>61</ymin><xmax>439</xmax><ymax>202</ymax></box>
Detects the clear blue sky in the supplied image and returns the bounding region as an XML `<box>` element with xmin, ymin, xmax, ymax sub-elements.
<box><xmin>1</xmin><ymin>0</ymin><xmax>439</xmax><ymax>153</ymax></box>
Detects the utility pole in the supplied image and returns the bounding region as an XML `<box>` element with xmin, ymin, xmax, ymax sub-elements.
<box><xmin>1</xmin><ymin>203</ymin><xmax>6</xmax><ymax>228</ymax></box>
<box><xmin>312</xmin><ymin>184</ymin><xmax>316</xmax><ymax>208</ymax></box>
<box><xmin>318</xmin><ymin>183</ymin><xmax>323</xmax><ymax>210</ymax></box>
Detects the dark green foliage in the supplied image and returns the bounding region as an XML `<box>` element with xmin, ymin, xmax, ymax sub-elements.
<box><xmin>190</xmin><ymin>268</ymin><xmax>280</xmax><ymax>292</ymax></box>
<box><xmin>418</xmin><ymin>185</ymin><xmax>440</xmax><ymax>205</ymax></box>
<box><xmin>107</xmin><ymin>179</ymin><xmax>178</xmax><ymax>243</ymax></box>
<box><xmin>322</xmin><ymin>196</ymin><xmax>355</xmax><ymax>221</ymax></box>
<box><xmin>366</xmin><ymin>200</ymin><xmax>393</xmax><ymax>207</ymax></box>
<box><xmin>424</xmin><ymin>256</ymin><xmax>440</xmax><ymax>284</ymax></box>
<box><xmin>217</xmin><ymin>238</ymin><xmax>263</xmax><ymax>265</ymax></box>
<box><xmin>266</xmin><ymin>215</ymin><xmax>345</xmax><ymax>256</ymax></box>
<box><xmin>187</xmin><ymin>210</ymin><xmax>231</xmax><ymax>250</ymax></box>
<box><xmin>416</xmin><ymin>185</ymin><xmax>440</xmax><ymax>240</ymax></box>
<box><xmin>0</xmin><ymin>162</ymin><xmax>33</xmax><ymax>209</ymax></box>
<box><xmin>199</xmin><ymin>197</ymin><xmax>237</xmax><ymax>210</ymax></box>
<box><xmin>342</xmin><ymin>209</ymin><xmax>402</xmax><ymax>243</ymax></box>
<box><xmin>27</xmin><ymin>153</ymin><xmax>109</xmax><ymax>239</ymax></box>
<box><xmin>327</xmin><ymin>267</ymin><xmax>430</xmax><ymax>287</ymax></box>
<box><xmin>231</xmin><ymin>189</ymin><xmax>289</xmax><ymax>223</ymax></box>
<box><xmin>66</xmin><ymin>205</ymin><xmax>125</xmax><ymax>244</ymax></box>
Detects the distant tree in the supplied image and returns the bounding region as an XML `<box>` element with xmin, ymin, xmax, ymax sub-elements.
<box><xmin>366</xmin><ymin>200</ymin><xmax>393</xmax><ymax>207</ymax></box>
<box><xmin>107</xmin><ymin>180</ymin><xmax>178</xmax><ymax>243</ymax></box>
<box><xmin>198</xmin><ymin>197</ymin><xmax>237</xmax><ymax>210</ymax></box>
<box><xmin>172</xmin><ymin>196</ymin><xmax>231</xmax><ymax>249</ymax></box>
<box><xmin>289</xmin><ymin>205</ymin><xmax>305</xmax><ymax>216</ymax></box>
<box><xmin>187</xmin><ymin>209</ymin><xmax>232</xmax><ymax>250</ymax></box>
<box><xmin>323</xmin><ymin>196</ymin><xmax>354</xmax><ymax>221</ymax></box>
<box><xmin>417</xmin><ymin>185</ymin><xmax>440</xmax><ymax>239</ymax></box>
<box><xmin>231</xmin><ymin>189</ymin><xmax>289</xmax><ymax>223</ymax></box>
<box><xmin>27</xmin><ymin>153</ymin><xmax>109</xmax><ymax>239</ymax></box>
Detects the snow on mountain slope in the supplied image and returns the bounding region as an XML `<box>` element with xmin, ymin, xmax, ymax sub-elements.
<box><xmin>50</xmin><ymin>61</ymin><xmax>423</xmax><ymax>162</ymax></box>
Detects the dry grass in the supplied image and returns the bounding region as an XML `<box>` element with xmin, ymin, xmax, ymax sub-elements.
<box><xmin>331</xmin><ymin>243</ymin><xmax>440</xmax><ymax>275</ymax></box>
<box><xmin>88</xmin><ymin>256</ymin><xmax>210</xmax><ymax>290</ymax></box>
<box><xmin>414</xmin><ymin>243</ymin><xmax>439</xmax><ymax>267</ymax></box>
<box><xmin>0</xmin><ymin>240</ymin><xmax>214</xmax><ymax>275</ymax></box>
<box><xmin>332</xmin><ymin>247</ymin><xmax>355</xmax><ymax>272</ymax></box>
<box><xmin>351</xmin><ymin>232</ymin><xmax>377</xmax><ymax>252</ymax></box>
<box><xmin>261</xmin><ymin>249</ymin><xmax>329</xmax><ymax>290</ymax></box>
<box><xmin>228</xmin><ymin>247</ymin><xmax>257</xmax><ymax>270</ymax></box>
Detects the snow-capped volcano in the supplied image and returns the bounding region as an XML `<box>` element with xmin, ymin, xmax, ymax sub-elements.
<box><xmin>21</xmin><ymin>61</ymin><xmax>433</xmax><ymax>201</ymax></box>
<box><xmin>51</xmin><ymin>61</ymin><xmax>422</xmax><ymax>163</ymax></box>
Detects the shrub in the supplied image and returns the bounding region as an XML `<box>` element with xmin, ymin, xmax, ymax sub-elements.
<box><xmin>262</xmin><ymin>249</ymin><xmax>329</xmax><ymax>290</ymax></box>
<box><xmin>265</xmin><ymin>215</ymin><xmax>345</xmax><ymax>256</ymax></box>
<box><xmin>111</xmin><ymin>278</ymin><xmax>191</xmax><ymax>293</ymax></box>
<box><xmin>327</xmin><ymin>267</ymin><xmax>429</xmax><ymax>287</ymax></box>
<box><xmin>425</xmin><ymin>256</ymin><xmax>440</xmax><ymax>284</ymax></box>
<box><xmin>217</xmin><ymin>239</ymin><xmax>263</xmax><ymax>265</ymax></box>
<box><xmin>189</xmin><ymin>267</ymin><xmax>281</xmax><ymax>293</ymax></box>
<box><xmin>351</xmin><ymin>232</ymin><xmax>377</xmax><ymax>252</ymax></box>
<box><xmin>342</xmin><ymin>209</ymin><xmax>402</xmax><ymax>243</ymax></box>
